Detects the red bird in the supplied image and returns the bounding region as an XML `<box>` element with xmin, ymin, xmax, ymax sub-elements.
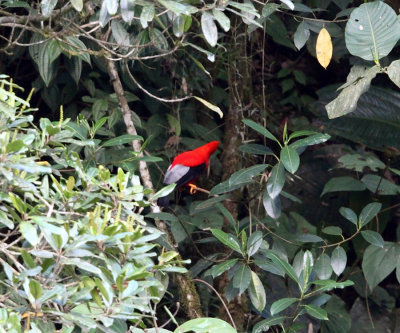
<box><xmin>157</xmin><ymin>141</ymin><xmax>220</xmax><ymax>208</ymax></box>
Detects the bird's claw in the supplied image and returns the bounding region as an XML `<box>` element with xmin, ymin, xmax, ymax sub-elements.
<box><xmin>188</xmin><ymin>183</ymin><xmax>198</xmax><ymax>194</ymax></box>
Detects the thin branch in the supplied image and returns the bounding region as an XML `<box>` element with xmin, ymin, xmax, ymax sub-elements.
<box><xmin>193</xmin><ymin>278</ymin><xmax>237</xmax><ymax>331</ymax></box>
<box><xmin>124</xmin><ymin>63</ymin><xmax>192</xmax><ymax>102</ymax></box>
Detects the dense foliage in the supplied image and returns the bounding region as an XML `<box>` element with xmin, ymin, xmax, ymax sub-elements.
<box><xmin>1</xmin><ymin>0</ymin><xmax>400</xmax><ymax>332</ymax></box>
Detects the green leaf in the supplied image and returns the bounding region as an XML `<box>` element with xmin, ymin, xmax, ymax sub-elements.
<box><xmin>99</xmin><ymin>0</ymin><xmax>110</xmax><ymax>27</ymax></box>
<box><xmin>321</xmin><ymin>176</ymin><xmax>366</xmax><ymax>197</ymax></box>
<box><xmin>247</xmin><ymin>231</ymin><xmax>263</xmax><ymax>257</ymax></box>
<box><xmin>326</xmin><ymin>65</ymin><xmax>382</xmax><ymax>119</ymax></box>
<box><xmin>242</xmin><ymin>118</ymin><xmax>279</xmax><ymax>143</ymax></box>
<box><xmin>270</xmin><ymin>298</ymin><xmax>297</xmax><ymax>316</ymax></box>
<box><xmin>252</xmin><ymin>316</ymin><xmax>286</xmax><ymax>333</ymax></box>
<box><xmin>338</xmin><ymin>153</ymin><xmax>385</xmax><ymax>172</ymax></box>
<box><xmin>106</xmin><ymin>0</ymin><xmax>118</xmax><ymax>15</ymax></box>
<box><xmin>304</xmin><ymin>304</ymin><xmax>328</xmax><ymax>320</ymax></box>
<box><xmin>280</xmin><ymin>146</ymin><xmax>300</xmax><ymax>173</ymax></box>
<box><xmin>201</xmin><ymin>12</ymin><xmax>218</xmax><ymax>47</ymax></box>
<box><xmin>359</xmin><ymin>202</ymin><xmax>382</xmax><ymax>228</ymax></box>
<box><xmin>173</xmin><ymin>15</ymin><xmax>185</xmax><ymax>38</ymax></box>
<box><xmin>267</xmin><ymin>162</ymin><xmax>285</xmax><ymax>199</ymax></box>
<box><xmin>193</xmin><ymin>96</ymin><xmax>223</xmax><ymax>118</ymax></box>
<box><xmin>294</xmin><ymin>21</ymin><xmax>310</xmax><ymax>50</ymax></box>
<box><xmin>29</xmin><ymin>279</ymin><xmax>42</xmax><ymax>299</ymax></box>
<box><xmin>262</xmin><ymin>190</ymin><xmax>281</xmax><ymax>219</ymax></box>
<box><xmin>314</xmin><ymin>253</ymin><xmax>332</xmax><ymax>280</ymax></box>
<box><xmin>302</xmin><ymin>250</ymin><xmax>314</xmax><ymax>285</ymax></box>
<box><xmin>290</xmin><ymin>133</ymin><xmax>330</xmax><ymax>149</ymax></box>
<box><xmin>262</xmin><ymin>3</ymin><xmax>280</xmax><ymax>18</ymax></box>
<box><xmin>209</xmin><ymin>259</ymin><xmax>239</xmax><ymax>278</ymax></box>
<box><xmin>312</xmin><ymin>279</ymin><xmax>354</xmax><ymax>292</ymax></box>
<box><xmin>121</xmin><ymin>0</ymin><xmax>135</xmax><ymax>23</ymax></box>
<box><xmin>228</xmin><ymin>1</ymin><xmax>260</xmax><ymax>17</ymax></box>
<box><xmin>158</xmin><ymin>0</ymin><xmax>198</xmax><ymax>15</ymax></box>
<box><xmin>63</xmin><ymin>36</ymin><xmax>91</xmax><ymax>65</ymax></box>
<box><xmin>345</xmin><ymin>1</ymin><xmax>400</xmax><ymax>61</ymax></box>
<box><xmin>6</xmin><ymin>140</ymin><xmax>24</xmax><ymax>153</ymax></box>
<box><xmin>280</xmin><ymin>0</ymin><xmax>294</xmax><ymax>10</ymax></box>
<box><xmin>331</xmin><ymin>246</ymin><xmax>346</xmax><ymax>276</ymax></box>
<box><xmin>41</xmin><ymin>0</ymin><xmax>57</xmax><ymax>17</ymax></box>
<box><xmin>65</xmin><ymin>56</ymin><xmax>82</xmax><ymax>85</ymax></box>
<box><xmin>102</xmin><ymin>134</ymin><xmax>143</xmax><ymax>147</ymax></box>
<box><xmin>20</xmin><ymin>222</ymin><xmax>39</xmax><ymax>246</ymax></box>
<box><xmin>232</xmin><ymin>264</ymin><xmax>251</xmax><ymax>294</ymax></box>
<box><xmin>64</xmin><ymin>258</ymin><xmax>102</xmax><ymax>276</ymax></box>
<box><xmin>266</xmin><ymin>252</ymin><xmax>299</xmax><ymax>284</ymax></box>
<box><xmin>396</xmin><ymin>258</ymin><xmax>400</xmax><ymax>285</ymax></box>
<box><xmin>174</xmin><ymin>318</ymin><xmax>236</xmax><ymax>333</ymax></box>
<box><xmin>361</xmin><ymin>230</ymin><xmax>384</xmax><ymax>248</ymax></box>
<box><xmin>212</xmin><ymin>9</ymin><xmax>230</xmax><ymax>32</ymax></box>
<box><xmin>140</xmin><ymin>4</ymin><xmax>155</xmax><ymax>28</ymax></box>
<box><xmin>70</xmin><ymin>0</ymin><xmax>83</xmax><ymax>11</ymax></box>
<box><xmin>210</xmin><ymin>229</ymin><xmax>242</xmax><ymax>254</ymax></box>
<box><xmin>111</xmin><ymin>20</ymin><xmax>130</xmax><ymax>47</ymax></box>
<box><xmin>322</xmin><ymin>226</ymin><xmax>342</xmax><ymax>236</ymax></box>
<box><xmin>387</xmin><ymin>60</ymin><xmax>400</xmax><ymax>88</ymax></box>
<box><xmin>248</xmin><ymin>271</ymin><xmax>266</xmax><ymax>312</ymax></box>
<box><xmin>361</xmin><ymin>174</ymin><xmax>399</xmax><ymax>195</ymax></box>
<box><xmin>152</xmin><ymin>183</ymin><xmax>176</xmax><ymax>201</ymax></box>
<box><xmin>238</xmin><ymin>144</ymin><xmax>274</xmax><ymax>155</ymax></box>
<box><xmin>339</xmin><ymin>207</ymin><xmax>358</xmax><ymax>226</ymax></box>
<box><xmin>38</xmin><ymin>41</ymin><xmax>58</xmax><ymax>87</ymax></box>
<box><xmin>229</xmin><ymin>164</ymin><xmax>267</xmax><ymax>186</ymax></box>
<box><xmin>362</xmin><ymin>243</ymin><xmax>400</xmax><ymax>290</ymax></box>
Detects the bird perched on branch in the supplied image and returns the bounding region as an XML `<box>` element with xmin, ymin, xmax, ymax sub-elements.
<box><xmin>157</xmin><ymin>141</ymin><xmax>220</xmax><ymax>208</ymax></box>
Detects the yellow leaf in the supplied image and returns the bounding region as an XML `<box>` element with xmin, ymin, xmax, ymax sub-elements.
<box><xmin>316</xmin><ymin>28</ymin><xmax>333</xmax><ymax>69</ymax></box>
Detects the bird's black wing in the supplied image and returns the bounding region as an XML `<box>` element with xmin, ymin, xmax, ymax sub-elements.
<box><xmin>167</xmin><ymin>163</ymin><xmax>206</xmax><ymax>188</ymax></box>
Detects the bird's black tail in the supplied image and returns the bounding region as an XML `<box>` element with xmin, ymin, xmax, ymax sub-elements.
<box><xmin>157</xmin><ymin>196</ymin><xmax>170</xmax><ymax>208</ymax></box>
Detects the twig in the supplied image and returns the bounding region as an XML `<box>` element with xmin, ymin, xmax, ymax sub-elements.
<box><xmin>193</xmin><ymin>278</ymin><xmax>237</xmax><ymax>331</ymax></box>
<box><xmin>124</xmin><ymin>63</ymin><xmax>192</xmax><ymax>103</ymax></box>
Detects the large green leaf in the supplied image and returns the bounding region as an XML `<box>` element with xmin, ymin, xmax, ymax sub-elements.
<box><xmin>358</xmin><ymin>202</ymin><xmax>382</xmax><ymax>228</ymax></box>
<box><xmin>228</xmin><ymin>164</ymin><xmax>267</xmax><ymax>186</ymax></box>
<box><xmin>262</xmin><ymin>190</ymin><xmax>281</xmax><ymax>219</ymax></box>
<box><xmin>270</xmin><ymin>298</ymin><xmax>297</xmax><ymax>316</ymax></box>
<box><xmin>304</xmin><ymin>304</ymin><xmax>328</xmax><ymax>320</ymax></box>
<box><xmin>267</xmin><ymin>162</ymin><xmax>285</xmax><ymax>199</ymax></box>
<box><xmin>345</xmin><ymin>1</ymin><xmax>400</xmax><ymax>61</ymax></box>
<box><xmin>232</xmin><ymin>264</ymin><xmax>251</xmax><ymax>294</ymax></box>
<box><xmin>361</xmin><ymin>175</ymin><xmax>399</xmax><ymax>195</ymax></box>
<box><xmin>280</xmin><ymin>146</ymin><xmax>300</xmax><ymax>173</ymax></box>
<box><xmin>210</xmin><ymin>229</ymin><xmax>242</xmax><ymax>254</ymax></box>
<box><xmin>208</xmin><ymin>259</ymin><xmax>239</xmax><ymax>278</ymax></box>
<box><xmin>248</xmin><ymin>271</ymin><xmax>266</xmax><ymax>312</ymax></box>
<box><xmin>266</xmin><ymin>252</ymin><xmax>299</xmax><ymax>284</ymax></box>
<box><xmin>330</xmin><ymin>246</ymin><xmax>346</xmax><ymax>276</ymax></box>
<box><xmin>315</xmin><ymin>253</ymin><xmax>332</xmax><ymax>280</ymax></box>
<box><xmin>325</xmin><ymin>65</ymin><xmax>382</xmax><ymax>119</ymax></box>
<box><xmin>252</xmin><ymin>316</ymin><xmax>286</xmax><ymax>333</ymax></box>
<box><xmin>321</xmin><ymin>176</ymin><xmax>366</xmax><ymax>197</ymax></box>
<box><xmin>242</xmin><ymin>119</ymin><xmax>279</xmax><ymax>143</ymax></box>
<box><xmin>361</xmin><ymin>230</ymin><xmax>384</xmax><ymax>248</ymax></box>
<box><xmin>293</xmin><ymin>21</ymin><xmax>310</xmax><ymax>50</ymax></box>
<box><xmin>362</xmin><ymin>243</ymin><xmax>400</xmax><ymax>290</ymax></box>
<box><xmin>201</xmin><ymin>12</ymin><xmax>218</xmax><ymax>47</ymax></box>
<box><xmin>174</xmin><ymin>318</ymin><xmax>236</xmax><ymax>333</ymax></box>
<box><xmin>316</xmin><ymin>86</ymin><xmax>400</xmax><ymax>150</ymax></box>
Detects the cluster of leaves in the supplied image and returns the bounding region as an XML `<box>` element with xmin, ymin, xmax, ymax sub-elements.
<box><xmin>0</xmin><ymin>76</ymin><xmax>237</xmax><ymax>332</ymax></box>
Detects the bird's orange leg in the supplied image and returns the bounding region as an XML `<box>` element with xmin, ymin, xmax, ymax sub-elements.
<box><xmin>187</xmin><ymin>183</ymin><xmax>198</xmax><ymax>194</ymax></box>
